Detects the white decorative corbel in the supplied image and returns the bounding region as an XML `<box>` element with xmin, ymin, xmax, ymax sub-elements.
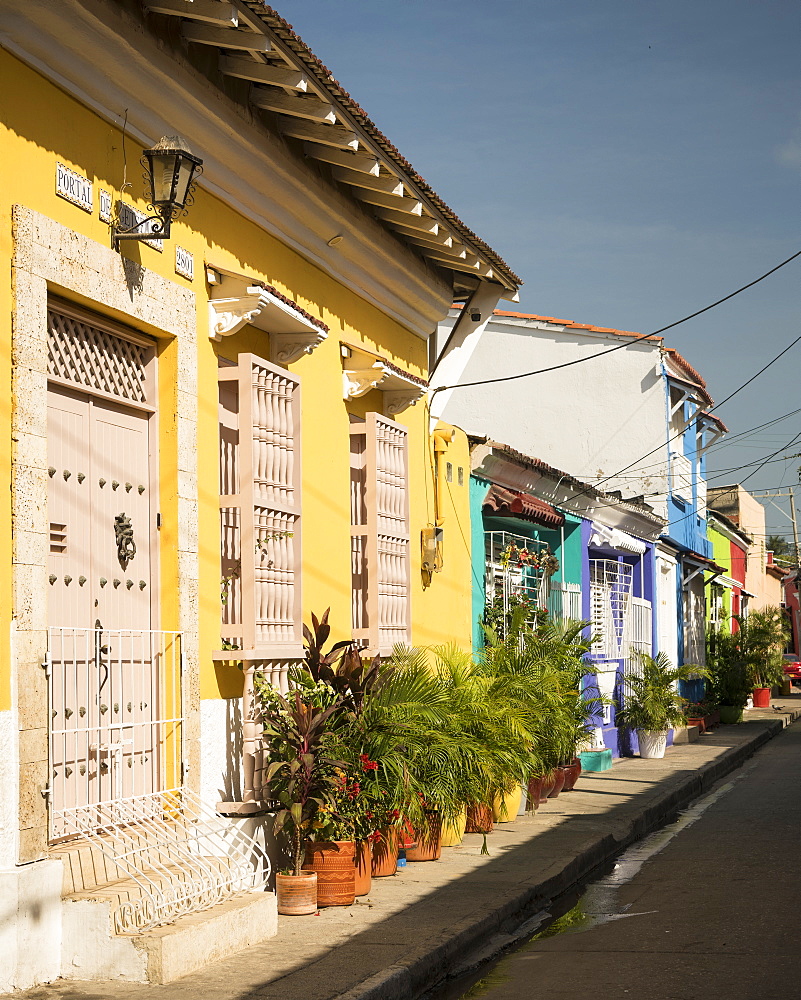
<box><xmin>385</xmin><ymin>388</ymin><xmax>425</xmax><ymax>416</ymax></box>
<box><xmin>343</xmin><ymin>360</ymin><xmax>390</xmax><ymax>399</ymax></box>
<box><xmin>207</xmin><ymin>266</ymin><xmax>329</xmax><ymax>357</ymax></box>
<box><xmin>271</xmin><ymin>330</ymin><xmax>328</xmax><ymax>365</ymax></box>
<box><xmin>341</xmin><ymin>346</ymin><xmax>427</xmax><ymax>415</ymax></box>
<box><xmin>208</xmin><ymin>286</ymin><xmax>268</xmax><ymax>341</ymax></box>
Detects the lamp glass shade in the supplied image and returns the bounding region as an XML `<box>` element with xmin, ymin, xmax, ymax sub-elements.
<box><xmin>143</xmin><ymin>136</ymin><xmax>202</xmax><ymax>215</ymax></box>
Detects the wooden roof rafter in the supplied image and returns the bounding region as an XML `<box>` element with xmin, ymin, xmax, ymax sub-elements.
<box><xmin>143</xmin><ymin>0</ymin><xmax>520</xmax><ymax>290</ymax></box>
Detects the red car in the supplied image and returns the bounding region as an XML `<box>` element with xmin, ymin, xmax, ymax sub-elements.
<box><xmin>782</xmin><ymin>654</ymin><xmax>801</xmax><ymax>684</ymax></box>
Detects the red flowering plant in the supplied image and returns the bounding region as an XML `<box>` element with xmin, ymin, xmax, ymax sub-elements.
<box><xmin>314</xmin><ymin>751</ymin><xmax>401</xmax><ymax>845</ymax></box>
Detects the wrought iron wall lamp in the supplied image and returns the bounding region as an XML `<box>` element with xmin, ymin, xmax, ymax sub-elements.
<box><xmin>111</xmin><ymin>135</ymin><xmax>203</xmax><ymax>250</ymax></box>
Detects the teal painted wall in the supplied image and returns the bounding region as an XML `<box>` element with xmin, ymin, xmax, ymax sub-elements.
<box><xmin>469</xmin><ymin>475</ymin><xmax>586</xmax><ymax>650</ymax></box>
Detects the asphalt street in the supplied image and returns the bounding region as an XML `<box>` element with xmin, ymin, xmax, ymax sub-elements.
<box><xmin>441</xmin><ymin>719</ymin><xmax>801</xmax><ymax>1000</ymax></box>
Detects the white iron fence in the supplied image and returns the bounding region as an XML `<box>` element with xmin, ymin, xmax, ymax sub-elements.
<box><xmin>547</xmin><ymin>581</ymin><xmax>583</xmax><ymax>622</ymax></box>
<box><xmin>48</xmin><ymin>627</ymin><xmax>269</xmax><ymax>933</ymax></box>
<box><xmin>60</xmin><ymin>788</ymin><xmax>269</xmax><ymax>934</ymax></box>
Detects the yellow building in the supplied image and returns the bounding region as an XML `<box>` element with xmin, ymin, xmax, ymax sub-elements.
<box><xmin>0</xmin><ymin>1</ymin><xmax>520</xmax><ymax>988</ymax></box>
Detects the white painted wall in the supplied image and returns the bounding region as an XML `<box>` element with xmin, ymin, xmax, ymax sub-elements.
<box><xmin>0</xmin><ymin>709</ymin><xmax>17</xmax><ymax>869</ymax></box>
<box><xmin>0</xmin><ymin>860</ymin><xmax>63</xmax><ymax>991</ymax></box>
<box><xmin>0</xmin><ymin>686</ymin><xmax>63</xmax><ymax>992</ymax></box>
<box><xmin>437</xmin><ymin>313</ymin><xmax>670</xmax><ymax>515</ymax></box>
<box><xmin>656</xmin><ymin>547</ymin><xmax>679</xmax><ymax>666</ymax></box>
<box><xmin>200</xmin><ymin>697</ymin><xmax>242</xmax><ymax>809</ymax></box>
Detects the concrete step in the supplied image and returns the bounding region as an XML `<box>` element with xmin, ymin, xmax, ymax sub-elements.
<box><xmin>62</xmin><ymin>890</ymin><xmax>277</xmax><ymax>984</ymax></box>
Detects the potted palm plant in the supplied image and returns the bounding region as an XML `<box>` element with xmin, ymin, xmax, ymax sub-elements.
<box><xmin>617</xmin><ymin>652</ymin><xmax>706</xmax><ymax>758</ymax></box>
<box><xmin>737</xmin><ymin>606</ymin><xmax>790</xmax><ymax>707</ymax></box>
<box><xmin>706</xmin><ymin>614</ymin><xmax>783</xmax><ymax>723</ymax></box>
<box><xmin>480</xmin><ymin>612</ymin><xmax>596</xmax><ymax>804</ymax></box>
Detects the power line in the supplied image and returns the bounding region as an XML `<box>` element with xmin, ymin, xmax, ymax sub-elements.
<box><xmin>432</xmin><ymin>247</ymin><xmax>801</xmax><ymax>396</ymax></box>
<box><xmin>551</xmin><ymin>325</ymin><xmax>801</xmax><ymax>509</ymax></box>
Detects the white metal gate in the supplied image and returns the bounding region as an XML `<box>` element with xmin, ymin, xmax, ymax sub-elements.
<box><xmin>47</xmin><ymin>627</ymin><xmax>183</xmax><ymax>840</ymax></box>
<box><xmin>484</xmin><ymin>530</ymin><xmax>550</xmax><ymax>639</ymax></box>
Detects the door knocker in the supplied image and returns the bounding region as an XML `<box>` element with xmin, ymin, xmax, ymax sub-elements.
<box><xmin>114</xmin><ymin>512</ymin><xmax>137</xmax><ymax>569</ymax></box>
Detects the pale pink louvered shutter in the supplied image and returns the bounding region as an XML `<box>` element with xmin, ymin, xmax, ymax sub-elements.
<box><xmin>350</xmin><ymin>412</ymin><xmax>410</xmax><ymax>654</ymax></box>
<box><xmin>219</xmin><ymin>353</ymin><xmax>302</xmax><ymax>657</ymax></box>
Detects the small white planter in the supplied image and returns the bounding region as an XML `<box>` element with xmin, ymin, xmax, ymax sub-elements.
<box><xmin>637</xmin><ymin>730</ymin><xmax>668</xmax><ymax>759</ymax></box>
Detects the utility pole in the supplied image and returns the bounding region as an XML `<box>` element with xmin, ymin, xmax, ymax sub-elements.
<box><xmin>790</xmin><ymin>487</ymin><xmax>801</xmax><ymax>567</ymax></box>
<box><xmin>752</xmin><ymin>489</ymin><xmax>800</xmax><ymax>567</ymax></box>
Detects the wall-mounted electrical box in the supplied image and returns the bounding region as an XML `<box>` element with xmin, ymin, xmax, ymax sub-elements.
<box><xmin>421</xmin><ymin>525</ymin><xmax>444</xmax><ymax>573</ymax></box>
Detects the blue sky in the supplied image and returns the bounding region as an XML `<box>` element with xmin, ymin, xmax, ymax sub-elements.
<box><xmin>278</xmin><ymin>0</ymin><xmax>801</xmax><ymax>541</ymax></box>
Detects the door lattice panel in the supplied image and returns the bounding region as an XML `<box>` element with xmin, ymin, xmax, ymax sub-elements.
<box><xmin>48</xmin><ymin>309</ymin><xmax>149</xmax><ymax>404</ymax></box>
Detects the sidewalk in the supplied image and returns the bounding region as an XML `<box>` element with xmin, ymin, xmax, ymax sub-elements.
<box><xmin>20</xmin><ymin>698</ymin><xmax>801</xmax><ymax>1000</ymax></box>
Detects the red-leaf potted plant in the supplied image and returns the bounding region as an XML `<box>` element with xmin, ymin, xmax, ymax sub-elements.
<box><xmin>257</xmin><ymin>683</ymin><xmax>346</xmax><ymax>915</ymax></box>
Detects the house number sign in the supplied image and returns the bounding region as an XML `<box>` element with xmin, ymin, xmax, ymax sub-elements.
<box><xmin>175</xmin><ymin>246</ymin><xmax>194</xmax><ymax>281</ymax></box>
<box><xmin>56</xmin><ymin>162</ymin><xmax>93</xmax><ymax>213</ymax></box>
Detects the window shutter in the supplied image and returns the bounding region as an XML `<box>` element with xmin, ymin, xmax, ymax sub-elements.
<box><xmin>350</xmin><ymin>412</ymin><xmax>410</xmax><ymax>654</ymax></box>
<box><xmin>219</xmin><ymin>353</ymin><xmax>302</xmax><ymax>657</ymax></box>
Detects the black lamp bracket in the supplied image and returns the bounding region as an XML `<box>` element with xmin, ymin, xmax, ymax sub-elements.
<box><xmin>111</xmin><ymin>212</ymin><xmax>171</xmax><ymax>251</ymax></box>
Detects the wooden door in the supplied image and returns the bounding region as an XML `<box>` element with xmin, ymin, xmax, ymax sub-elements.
<box><xmin>48</xmin><ymin>384</ymin><xmax>156</xmax><ymax>823</ymax></box>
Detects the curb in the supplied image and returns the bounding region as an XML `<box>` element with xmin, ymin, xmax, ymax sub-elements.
<box><xmin>337</xmin><ymin>711</ymin><xmax>799</xmax><ymax>1000</ymax></box>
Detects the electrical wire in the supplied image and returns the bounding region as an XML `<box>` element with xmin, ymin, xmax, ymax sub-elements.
<box><xmin>550</xmin><ymin>324</ymin><xmax>801</xmax><ymax>510</ymax></box>
<box><xmin>431</xmin><ymin>248</ymin><xmax>801</xmax><ymax>396</ymax></box>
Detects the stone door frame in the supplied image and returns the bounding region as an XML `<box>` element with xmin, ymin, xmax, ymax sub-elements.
<box><xmin>11</xmin><ymin>206</ymin><xmax>199</xmax><ymax>863</ymax></box>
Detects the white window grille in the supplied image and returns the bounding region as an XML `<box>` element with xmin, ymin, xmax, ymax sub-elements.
<box><xmin>350</xmin><ymin>412</ymin><xmax>411</xmax><ymax>654</ymax></box>
<box><xmin>709</xmin><ymin>584</ymin><xmax>723</xmax><ymax>629</ymax></box>
<box><xmin>670</xmin><ymin>451</ymin><xmax>694</xmax><ymax>504</ymax></box>
<box><xmin>218</xmin><ymin>353</ymin><xmax>302</xmax><ymax>657</ymax></box>
<box><xmin>589</xmin><ymin>558</ymin><xmax>633</xmax><ymax>660</ymax></box>
<box><xmin>484</xmin><ymin>530</ymin><xmax>550</xmax><ymax>639</ymax></box>
<box><xmin>683</xmin><ymin>576</ymin><xmax>706</xmax><ymax>665</ymax></box>
<box><xmin>624</xmin><ymin>596</ymin><xmax>653</xmax><ymax>671</ymax></box>
<box><xmin>547</xmin><ymin>581</ymin><xmax>583</xmax><ymax>622</ymax></box>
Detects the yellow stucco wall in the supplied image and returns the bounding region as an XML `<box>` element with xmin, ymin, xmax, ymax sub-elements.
<box><xmin>0</xmin><ymin>49</ymin><xmax>473</xmax><ymax>711</ymax></box>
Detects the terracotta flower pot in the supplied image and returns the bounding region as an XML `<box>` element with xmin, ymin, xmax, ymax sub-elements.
<box><xmin>561</xmin><ymin>758</ymin><xmax>582</xmax><ymax>791</ymax></box>
<box><xmin>539</xmin><ymin>772</ymin><xmax>557</xmax><ymax>802</ymax></box>
<box><xmin>687</xmin><ymin>717</ymin><xmax>706</xmax><ymax>734</ymax></box>
<box><xmin>276</xmin><ymin>871</ymin><xmax>317</xmax><ymax>916</ymax></box>
<box><xmin>406</xmin><ymin>815</ymin><xmax>442</xmax><ymax>861</ymax></box>
<box><xmin>354</xmin><ymin>840</ymin><xmax>372</xmax><ymax>896</ymax></box>
<box><xmin>752</xmin><ymin>687</ymin><xmax>771</xmax><ymax>708</ymax></box>
<box><xmin>492</xmin><ymin>785</ymin><xmax>523</xmax><ymax>822</ymax></box>
<box><xmin>440</xmin><ymin>808</ymin><xmax>467</xmax><ymax>847</ymax></box>
<box><xmin>302</xmin><ymin>840</ymin><xmax>356</xmax><ymax>907</ymax></box>
<box><xmin>371</xmin><ymin>828</ymin><xmax>399</xmax><ymax>877</ymax></box>
<box><xmin>547</xmin><ymin>767</ymin><xmax>566</xmax><ymax>798</ymax></box>
<box><xmin>465</xmin><ymin>803</ymin><xmax>494</xmax><ymax>833</ymax></box>
<box><xmin>526</xmin><ymin>775</ymin><xmax>544</xmax><ymax>810</ymax></box>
